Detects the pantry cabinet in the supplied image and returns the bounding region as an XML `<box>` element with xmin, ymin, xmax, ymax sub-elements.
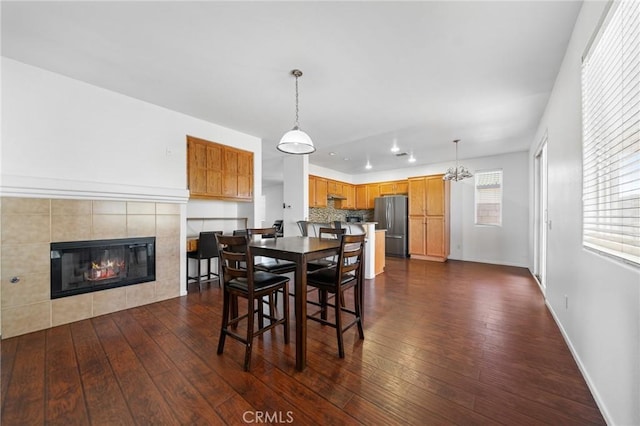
<box><xmin>407</xmin><ymin>174</ymin><xmax>450</xmax><ymax>261</ymax></box>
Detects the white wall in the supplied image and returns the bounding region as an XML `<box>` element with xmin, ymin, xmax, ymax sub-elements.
<box><xmin>529</xmin><ymin>2</ymin><xmax>639</xmax><ymax>424</ymax></box>
<box><xmin>263</xmin><ymin>183</ymin><xmax>284</xmax><ymax>227</ymax></box>
<box><xmin>1</xmin><ymin>57</ymin><xmax>263</xmax><ymax>294</ymax></box>
<box><xmin>2</xmin><ymin>58</ymin><xmax>261</xmax><ymax>203</ymax></box>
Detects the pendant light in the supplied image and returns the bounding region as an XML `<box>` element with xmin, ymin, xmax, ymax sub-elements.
<box><xmin>443</xmin><ymin>139</ymin><xmax>473</xmax><ymax>181</ymax></box>
<box><xmin>277</xmin><ymin>69</ymin><xmax>315</xmax><ymax>155</ymax></box>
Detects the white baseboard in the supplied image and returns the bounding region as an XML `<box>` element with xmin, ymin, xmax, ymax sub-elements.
<box><xmin>544</xmin><ymin>299</ymin><xmax>613</xmax><ymax>425</ymax></box>
<box><xmin>448</xmin><ymin>255</ymin><xmax>528</xmax><ymax>269</ymax></box>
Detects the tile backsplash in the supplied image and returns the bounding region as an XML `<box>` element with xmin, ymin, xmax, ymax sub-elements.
<box><xmin>309</xmin><ymin>199</ymin><xmax>373</xmax><ymax>223</ymax></box>
<box><xmin>0</xmin><ymin>197</ymin><xmax>181</xmax><ymax>339</ymax></box>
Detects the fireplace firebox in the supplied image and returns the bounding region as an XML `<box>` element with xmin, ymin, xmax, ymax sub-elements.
<box><xmin>51</xmin><ymin>237</ymin><xmax>155</xmax><ymax>299</ymax></box>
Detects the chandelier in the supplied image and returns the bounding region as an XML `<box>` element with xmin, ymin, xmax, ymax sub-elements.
<box><xmin>443</xmin><ymin>139</ymin><xmax>473</xmax><ymax>181</ymax></box>
<box><xmin>277</xmin><ymin>69</ymin><xmax>315</xmax><ymax>155</ymax></box>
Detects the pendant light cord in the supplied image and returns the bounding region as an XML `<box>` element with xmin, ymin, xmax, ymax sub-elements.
<box><xmin>295</xmin><ymin>74</ymin><xmax>300</xmax><ymax>128</ymax></box>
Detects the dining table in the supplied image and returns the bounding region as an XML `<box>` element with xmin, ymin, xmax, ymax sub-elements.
<box><xmin>249</xmin><ymin>235</ymin><xmax>362</xmax><ymax>371</ymax></box>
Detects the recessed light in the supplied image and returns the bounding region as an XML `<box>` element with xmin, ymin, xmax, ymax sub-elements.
<box><xmin>329</xmin><ymin>152</ymin><xmax>336</xmax><ymax>156</ymax></box>
<box><xmin>343</xmin><ymin>157</ymin><xmax>350</xmax><ymax>161</ymax></box>
<box><xmin>408</xmin><ymin>155</ymin><xmax>416</xmax><ymax>163</ymax></box>
<box><xmin>391</xmin><ymin>138</ymin><xmax>400</xmax><ymax>153</ymax></box>
<box><xmin>365</xmin><ymin>161</ymin><xmax>372</xmax><ymax>170</ymax></box>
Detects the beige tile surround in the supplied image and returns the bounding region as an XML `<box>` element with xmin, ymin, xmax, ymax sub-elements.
<box><xmin>0</xmin><ymin>197</ymin><xmax>181</xmax><ymax>339</ymax></box>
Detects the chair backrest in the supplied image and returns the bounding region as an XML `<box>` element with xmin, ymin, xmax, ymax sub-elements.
<box><xmin>344</xmin><ymin>223</ymin><xmax>366</xmax><ymax>236</ymax></box>
<box><xmin>296</xmin><ymin>220</ymin><xmax>308</xmax><ymax>236</ymax></box>
<box><xmin>308</xmin><ymin>222</ymin><xmax>332</xmax><ymax>237</ymax></box>
<box><xmin>247</xmin><ymin>227</ymin><xmax>277</xmax><ymax>239</ymax></box>
<box><xmin>318</xmin><ymin>227</ymin><xmax>345</xmax><ymax>240</ymax></box>
<box><xmin>337</xmin><ymin>234</ymin><xmax>366</xmax><ymax>282</ymax></box>
<box><xmin>198</xmin><ymin>231</ymin><xmax>223</xmax><ymax>258</ymax></box>
<box><xmin>215</xmin><ymin>234</ymin><xmax>255</xmax><ymax>290</ymax></box>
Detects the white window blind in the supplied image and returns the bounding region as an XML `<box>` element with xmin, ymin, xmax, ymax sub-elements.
<box><xmin>475</xmin><ymin>170</ymin><xmax>502</xmax><ymax>226</ymax></box>
<box><xmin>582</xmin><ymin>0</ymin><xmax>640</xmax><ymax>265</ymax></box>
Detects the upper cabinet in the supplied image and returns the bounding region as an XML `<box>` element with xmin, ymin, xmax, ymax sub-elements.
<box><xmin>355</xmin><ymin>183</ymin><xmax>380</xmax><ymax>209</ymax></box>
<box><xmin>379</xmin><ymin>180</ymin><xmax>408</xmax><ymax>195</ymax></box>
<box><xmin>309</xmin><ymin>175</ymin><xmax>328</xmax><ymax>208</ymax></box>
<box><xmin>327</xmin><ymin>180</ymin><xmax>342</xmax><ymax>197</ymax></box>
<box><xmin>187</xmin><ymin>136</ymin><xmax>253</xmax><ymax>201</ymax></box>
<box><xmin>336</xmin><ymin>183</ymin><xmax>356</xmax><ymax>209</ymax></box>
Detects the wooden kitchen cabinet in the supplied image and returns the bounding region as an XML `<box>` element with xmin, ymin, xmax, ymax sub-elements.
<box><xmin>355</xmin><ymin>183</ymin><xmax>380</xmax><ymax>209</ymax></box>
<box><xmin>408</xmin><ymin>174</ymin><xmax>449</xmax><ymax>261</ymax></box>
<box><xmin>355</xmin><ymin>185</ymin><xmax>367</xmax><ymax>209</ymax></box>
<box><xmin>337</xmin><ymin>183</ymin><xmax>356</xmax><ymax>209</ymax></box>
<box><xmin>379</xmin><ymin>180</ymin><xmax>408</xmax><ymax>195</ymax></box>
<box><xmin>187</xmin><ymin>136</ymin><xmax>253</xmax><ymax>201</ymax></box>
<box><xmin>309</xmin><ymin>175</ymin><xmax>328</xmax><ymax>207</ymax></box>
<box><xmin>327</xmin><ymin>180</ymin><xmax>342</xmax><ymax>197</ymax></box>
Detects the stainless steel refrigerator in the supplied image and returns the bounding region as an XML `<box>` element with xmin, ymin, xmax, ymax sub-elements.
<box><xmin>374</xmin><ymin>195</ymin><xmax>408</xmax><ymax>257</ymax></box>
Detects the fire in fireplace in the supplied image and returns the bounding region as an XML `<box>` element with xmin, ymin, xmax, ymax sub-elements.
<box><xmin>50</xmin><ymin>237</ymin><xmax>155</xmax><ymax>299</ymax></box>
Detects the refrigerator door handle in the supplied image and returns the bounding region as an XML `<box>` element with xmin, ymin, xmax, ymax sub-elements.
<box><xmin>386</xmin><ymin>235</ymin><xmax>403</xmax><ymax>239</ymax></box>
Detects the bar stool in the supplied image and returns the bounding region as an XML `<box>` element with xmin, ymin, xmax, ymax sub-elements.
<box><xmin>186</xmin><ymin>231</ymin><xmax>222</xmax><ymax>292</ymax></box>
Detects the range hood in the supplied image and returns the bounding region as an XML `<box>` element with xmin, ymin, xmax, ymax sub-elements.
<box><xmin>327</xmin><ymin>193</ymin><xmax>346</xmax><ymax>200</ymax></box>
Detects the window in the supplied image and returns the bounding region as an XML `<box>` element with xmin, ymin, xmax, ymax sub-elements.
<box><xmin>475</xmin><ymin>170</ymin><xmax>502</xmax><ymax>226</ymax></box>
<box><xmin>582</xmin><ymin>0</ymin><xmax>639</xmax><ymax>265</ymax></box>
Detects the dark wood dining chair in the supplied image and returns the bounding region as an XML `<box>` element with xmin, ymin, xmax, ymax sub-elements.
<box><xmin>186</xmin><ymin>231</ymin><xmax>223</xmax><ymax>292</ymax></box>
<box><xmin>306</xmin><ymin>233</ymin><xmax>365</xmax><ymax>358</ymax></box>
<box><xmin>215</xmin><ymin>234</ymin><xmax>290</xmax><ymax>371</ymax></box>
<box><xmin>247</xmin><ymin>227</ymin><xmax>297</xmax><ymax>308</ymax></box>
<box><xmin>307</xmin><ymin>227</ymin><xmax>345</xmax><ymax>272</ymax></box>
<box><xmin>247</xmin><ymin>227</ymin><xmax>297</xmax><ymax>275</ymax></box>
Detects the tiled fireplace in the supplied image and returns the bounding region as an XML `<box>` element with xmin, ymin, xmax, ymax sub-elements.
<box><xmin>0</xmin><ymin>197</ymin><xmax>181</xmax><ymax>338</ymax></box>
<box><xmin>50</xmin><ymin>237</ymin><xmax>156</xmax><ymax>299</ymax></box>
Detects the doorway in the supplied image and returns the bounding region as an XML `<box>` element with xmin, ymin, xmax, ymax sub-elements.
<box><xmin>534</xmin><ymin>136</ymin><xmax>548</xmax><ymax>293</ymax></box>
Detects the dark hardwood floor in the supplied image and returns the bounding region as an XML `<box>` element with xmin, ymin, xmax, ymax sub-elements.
<box><xmin>1</xmin><ymin>258</ymin><xmax>605</xmax><ymax>425</ymax></box>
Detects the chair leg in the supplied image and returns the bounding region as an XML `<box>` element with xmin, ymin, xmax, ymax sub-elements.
<box><xmin>355</xmin><ymin>285</ymin><xmax>364</xmax><ymax>339</ymax></box>
<box><xmin>217</xmin><ymin>291</ymin><xmax>230</xmax><ymax>355</ymax></box>
<box><xmin>283</xmin><ymin>284</ymin><xmax>290</xmax><ymax>344</ymax></box>
<box><xmin>335</xmin><ymin>289</ymin><xmax>344</xmax><ymax>358</ymax></box>
<box><xmin>258</xmin><ymin>296</ymin><xmax>265</xmax><ymax>329</ymax></box>
<box><xmin>244</xmin><ymin>298</ymin><xmax>255</xmax><ymax>371</ymax></box>
<box><xmin>197</xmin><ymin>258</ymin><xmax>202</xmax><ymax>292</ymax></box>
<box><xmin>320</xmin><ymin>290</ymin><xmax>328</xmax><ymax>321</ymax></box>
<box><xmin>231</xmin><ymin>296</ymin><xmax>239</xmax><ymax>329</ymax></box>
<box><xmin>186</xmin><ymin>258</ymin><xmax>190</xmax><ymax>292</ymax></box>
<box><xmin>216</xmin><ymin>257</ymin><xmax>222</xmax><ymax>287</ymax></box>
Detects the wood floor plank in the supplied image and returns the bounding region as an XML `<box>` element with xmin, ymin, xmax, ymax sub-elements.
<box><xmin>2</xmin><ymin>331</ymin><xmax>46</xmax><ymax>425</ymax></box>
<box><xmin>91</xmin><ymin>315</ymin><xmax>180</xmax><ymax>425</ymax></box>
<box><xmin>44</xmin><ymin>326</ymin><xmax>89</xmax><ymax>425</ymax></box>
<box><xmin>69</xmin><ymin>320</ymin><xmax>135</xmax><ymax>426</ymax></box>
<box><xmin>0</xmin><ymin>335</ymin><xmax>19</xmax><ymax>409</ymax></box>
<box><xmin>1</xmin><ymin>258</ymin><xmax>606</xmax><ymax>425</ymax></box>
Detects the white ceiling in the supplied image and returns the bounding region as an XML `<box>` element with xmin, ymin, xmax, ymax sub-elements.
<box><xmin>1</xmin><ymin>1</ymin><xmax>583</xmax><ymax>185</ymax></box>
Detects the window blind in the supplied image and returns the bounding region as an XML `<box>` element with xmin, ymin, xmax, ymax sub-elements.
<box><xmin>475</xmin><ymin>170</ymin><xmax>502</xmax><ymax>226</ymax></box>
<box><xmin>582</xmin><ymin>0</ymin><xmax>640</xmax><ymax>265</ymax></box>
